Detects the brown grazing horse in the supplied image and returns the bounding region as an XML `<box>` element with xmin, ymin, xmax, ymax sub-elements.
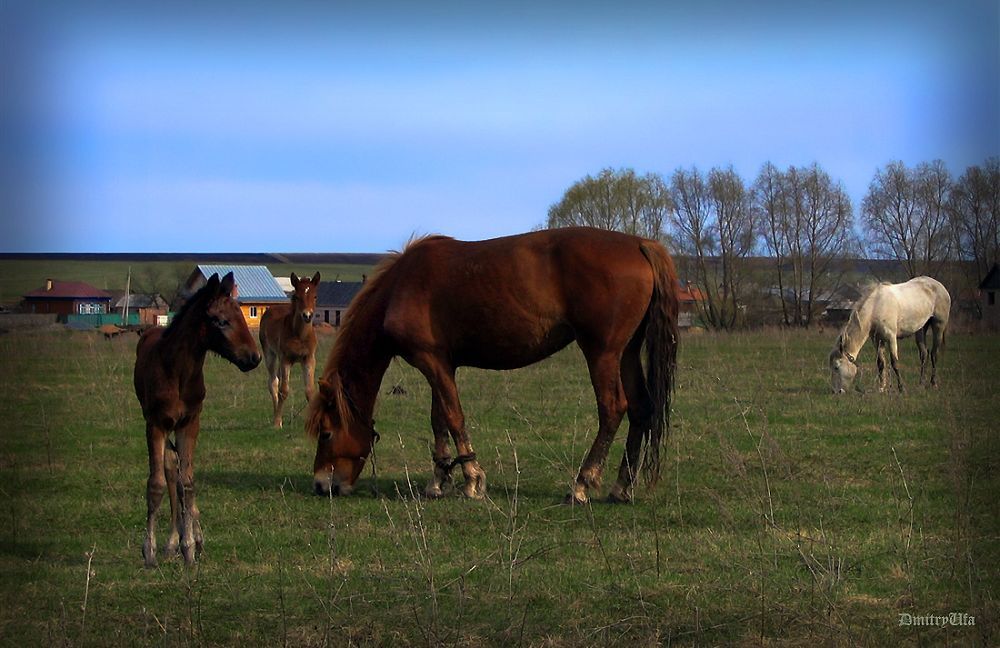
<box><xmin>306</xmin><ymin>227</ymin><xmax>679</xmax><ymax>504</ymax></box>
<box><xmin>259</xmin><ymin>272</ymin><xmax>320</xmax><ymax>428</ymax></box>
<box><xmin>134</xmin><ymin>272</ymin><xmax>260</xmax><ymax>567</ymax></box>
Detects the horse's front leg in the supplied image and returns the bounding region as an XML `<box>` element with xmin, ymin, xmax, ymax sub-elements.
<box><xmin>174</xmin><ymin>417</ymin><xmax>203</xmax><ymax>565</ymax></box>
<box><xmin>143</xmin><ymin>423</ymin><xmax>168</xmax><ymax>568</ymax></box>
<box><xmin>163</xmin><ymin>442</ymin><xmax>181</xmax><ymax>558</ymax></box>
<box><xmin>887</xmin><ymin>336</ymin><xmax>905</xmax><ymax>393</ymax></box>
<box><xmin>876</xmin><ymin>340</ymin><xmax>888</xmax><ymax>393</ymax></box>
<box><xmin>416</xmin><ymin>355</ymin><xmax>486</xmax><ymax>500</ymax></box>
<box><xmin>425</xmin><ymin>393</ymin><xmax>455</xmax><ymax>499</ymax></box>
<box><xmin>569</xmin><ymin>350</ymin><xmax>627</xmax><ymax>505</ymax></box>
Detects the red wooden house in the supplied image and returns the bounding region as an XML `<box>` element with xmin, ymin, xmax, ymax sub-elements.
<box><xmin>22</xmin><ymin>279</ymin><xmax>113</xmax><ymax>318</ymax></box>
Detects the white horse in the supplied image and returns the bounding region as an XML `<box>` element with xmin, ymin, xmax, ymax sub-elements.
<box><xmin>829</xmin><ymin>276</ymin><xmax>950</xmax><ymax>394</ymax></box>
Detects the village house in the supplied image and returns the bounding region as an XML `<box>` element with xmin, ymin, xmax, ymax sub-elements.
<box><xmin>979</xmin><ymin>262</ymin><xmax>1000</xmax><ymax>330</ymax></box>
<box><xmin>314</xmin><ymin>280</ymin><xmax>365</xmax><ymax>327</ymax></box>
<box><xmin>111</xmin><ymin>293</ymin><xmax>170</xmax><ymax>327</ymax></box>
<box><xmin>184</xmin><ymin>265</ymin><xmax>287</xmax><ymax>328</ymax></box>
<box><xmin>21</xmin><ymin>279</ymin><xmax>113</xmax><ymax>318</ymax></box>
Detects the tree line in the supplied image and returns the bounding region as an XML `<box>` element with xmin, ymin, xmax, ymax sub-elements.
<box><xmin>546</xmin><ymin>159</ymin><xmax>1000</xmax><ymax>328</ymax></box>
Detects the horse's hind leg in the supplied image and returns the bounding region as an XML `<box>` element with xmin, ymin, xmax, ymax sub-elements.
<box><xmin>915</xmin><ymin>328</ymin><xmax>928</xmax><ymax>385</ymax></box>
<box><xmin>569</xmin><ymin>346</ymin><xmax>628</xmax><ymax>505</ymax></box>
<box><xmin>143</xmin><ymin>423</ymin><xmax>168</xmax><ymax>568</ymax></box>
<box><xmin>929</xmin><ymin>320</ymin><xmax>945</xmax><ymax>387</ymax></box>
<box><xmin>608</xmin><ymin>342</ymin><xmax>652</xmax><ymax>504</ymax></box>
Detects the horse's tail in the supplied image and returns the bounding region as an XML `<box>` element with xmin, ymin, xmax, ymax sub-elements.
<box><xmin>639</xmin><ymin>240</ymin><xmax>680</xmax><ymax>486</ymax></box>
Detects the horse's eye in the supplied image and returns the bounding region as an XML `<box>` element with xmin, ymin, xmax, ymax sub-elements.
<box><xmin>319</xmin><ymin>430</ymin><xmax>332</xmax><ymax>440</ymax></box>
<box><xmin>213</xmin><ymin>316</ymin><xmax>229</xmax><ymax>328</ymax></box>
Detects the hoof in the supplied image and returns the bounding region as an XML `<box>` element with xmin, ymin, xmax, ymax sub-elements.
<box><xmin>143</xmin><ymin>551</ymin><xmax>158</xmax><ymax>569</ymax></box>
<box><xmin>461</xmin><ymin>483</ymin><xmax>486</xmax><ymax>500</ymax></box>
<box><xmin>562</xmin><ymin>492</ymin><xmax>588</xmax><ymax>506</ymax></box>
<box><xmin>606</xmin><ymin>487</ymin><xmax>633</xmax><ymax>504</ymax></box>
<box><xmin>424</xmin><ymin>484</ymin><xmax>446</xmax><ymax>499</ymax></box>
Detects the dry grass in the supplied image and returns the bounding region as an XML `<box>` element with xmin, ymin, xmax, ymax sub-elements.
<box><xmin>0</xmin><ymin>326</ymin><xmax>996</xmax><ymax>645</ymax></box>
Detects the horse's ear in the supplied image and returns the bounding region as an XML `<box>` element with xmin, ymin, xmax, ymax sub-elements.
<box><xmin>205</xmin><ymin>273</ymin><xmax>221</xmax><ymax>293</ymax></box>
<box><xmin>290</xmin><ymin>272</ymin><xmax>300</xmax><ymax>288</ymax></box>
<box><xmin>219</xmin><ymin>272</ymin><xmax>236</xmax><ymax>297</ymax></box>
<box><xmin>837</xmin><ymin>335</ymin><xmax>844</xmax><ymax>352</ymax></box>
<box><xmin>311</xmin><ymin>271</ymin><xmax>321</xmax><ymax>285</ymax></box>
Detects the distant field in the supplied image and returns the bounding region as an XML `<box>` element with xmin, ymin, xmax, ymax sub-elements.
<box><xmin>0</xmin><ymin>327</ymin><xmax>995</xmax><ymax>645</ymax></box>
<box><xmin>0</xmin><ymin>259</ymin><xmax>377</xmax><ymax>305</ymax></box>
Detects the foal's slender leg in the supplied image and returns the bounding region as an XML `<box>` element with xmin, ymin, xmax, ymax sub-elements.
<box><xmin>302</xmin><ymin>353</ymin><xmax>317</xmax><ymax>404</ymax></box>
<box><xmin>568</xmin><ymin>348</ymin><xmax>628</xmax><ymax>505</ymax></box>
<box><xmin>414</xmin><ymin>354</ymin><xmax>486</xmax><ymax>499</ymax></box>
<box><xmin>266</xmin><ymin>352</ymin><xmax>282</xmax><ymax>428</ymax></box>
<box><xmin>274</xmin><ymin>361</ymin><xmax>291</xmax><ymax>429</ymax></box>
<box><xmin>424</xmin><ymin>393</ymin><xmax>455</xmax><ymax>499</ymax></box>
<box><xmin>163</xmin><ymin>442</ymin><xmax>181</xmax><ymax>557</ymax></box>
<box><xmin>915</xmin><ymin>328</ymin><xmax>928</xmax><ymax>385</ymax></box>
<box><xmin>609</xmin><ymin>341</ymin><xmax>652</xmax><ymax>503</ymax></box>
<box><xmin>143</xmin><ymin>423</ymin><xmax>167</xmax><ymax>568</ymax></box>
<box><xmin>174</xmin><ymin>417</ymin><xmax>202</xmax><ymax>565</ymax></box>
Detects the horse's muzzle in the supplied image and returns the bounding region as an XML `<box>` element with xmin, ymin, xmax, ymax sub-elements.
<box><xmin>239</xmin><ymin>352</ymin><xmax>262</xmax><ymax>372</ymax></box>
<box><xmin>301</xmin><ymin>312</ymin><xmax>313</xmax><ymax>323</ymax></box>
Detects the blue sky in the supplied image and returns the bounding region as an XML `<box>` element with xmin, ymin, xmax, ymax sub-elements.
<box><xmin>2</xmin><ymin>1</ymin><xmax>998</xmax><ymax>252</ymax></box>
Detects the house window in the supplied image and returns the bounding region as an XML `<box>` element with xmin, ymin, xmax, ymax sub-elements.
<box><xmin>335</xmin><ymin>310</ymin><xmax>342</xmax><ymax>327</ymax></box>
<box><xmin>323</xmin><ymin>310</ymin><xmax>329</xmax><ymax>324</ymax></box>
<box><xmin>990</xmin><ymin>291</ymin><xmax>996</xmax><ymax>306</ymax></box>
<box><xmin>249</xmin><ymin>306</ymin><xmax>258</xmax><ymax>318</ymax></box>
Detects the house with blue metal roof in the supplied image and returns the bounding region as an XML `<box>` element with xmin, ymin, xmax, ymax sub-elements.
<box><xmin>184</xmin><ymin>265</ymin><xmax>288</xmax><ymax>328</ymax></box>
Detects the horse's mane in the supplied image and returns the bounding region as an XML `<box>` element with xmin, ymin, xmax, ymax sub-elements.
<box><xmin>306</xmin><ymin>235</ymin><xmax>451</xmax><ymax>437</ymax></box>
<box><xmin>835</xmin><ymin>280</ymin><xmax>890</xmax><ymax>353</ymax></box>
<box><xmin>161</xmin><ymin>280</ymin><xmax>214</xmax><ymax>339</ymax></box>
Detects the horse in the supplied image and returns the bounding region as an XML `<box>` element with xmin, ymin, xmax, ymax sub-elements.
<box><xmin>133</xmin><ymin>272</ymin><xmax>260</xmax><ymax>567</ymax></box>
<box><xmin>829</xmin><ymin>276</ymin><xmax>950</xmax><ymax>394</ymax></box>
<box><xmin>305</xmin><ymin>227</ymin><xmax>679</xmax><ymax>505</ymax></box>
<box><xmin>259</xmin><ymin>272</ymin><xmax>321</xmax><ymax>428</ymax></box>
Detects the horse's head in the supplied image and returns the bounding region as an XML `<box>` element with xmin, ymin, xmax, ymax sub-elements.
<box><xmin>290</xmin><ymin>272</ymin><xmax>321</xmax><ymax>324</ymax></box>
<box><xmin>306</xmin><ymin>374</ymin><xmax>375</xmax><ymax>496</ymax></box>
<box><xmin>203</xmin><ymin>272</ymin><xmax>261</xmax><ymax>372</ymax></box>
<box><xmin>829</xmin><ymin>336</ymin><xmax>859</xmax><ymax>394</ymax></box>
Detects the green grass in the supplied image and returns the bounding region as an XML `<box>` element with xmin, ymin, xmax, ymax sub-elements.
<box><xmin>0</xmin><ymin>326</ymin><xmax>996</xmax><ymax>646</ymax></box>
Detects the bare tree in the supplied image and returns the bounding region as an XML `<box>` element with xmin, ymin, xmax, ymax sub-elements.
<box><xmin>668</xmin><ymin>165</ymin><xmax>753</xmax><ymax>329</ymax></box>
<box><xmin>754</xmin><ymin>163</ymin><xmax>855</xmax><ymax>326</ymax></box>
<box><xmin>709</xmin><ymin>166</ymin><xmax>754</xmax><ymax>328</ymax></box>
<box><xmin>913</xmin><ymin>160</ymin><xmax>954</xmax><ymax>277</ymax></box>
<box><xmin>754</xmin><ymin>162</ymin><xmax>790</xmax><ymax>324</ymax></box>
<box><xmin>863</xmin><ymin>160</ymin><xmax>954</xmax><ymax>278</ymax></box>
<box><xmin>547</xmin><ymin>168</ymin><xmax>671</xmax><ymax>240</ymax></box>
<box><xmin>796</xmin><ymin>164</ymin><xmax>854</xmax><ymax>326</ymax></box>
<box><xmin>669</xmin><ymin>166</ymin><xmax>721</xmax><ymax>327</ymax></box>
<box><xmin>949</xmin><ymin>158</ymin><xmax>1000</xmax><ymax>291</ymax></box>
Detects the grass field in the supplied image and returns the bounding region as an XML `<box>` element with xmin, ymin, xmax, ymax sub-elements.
<box><xmin>0</xmin><ymin>325</ymin><xmax>996</xmax><ymax>646</ymax></box>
